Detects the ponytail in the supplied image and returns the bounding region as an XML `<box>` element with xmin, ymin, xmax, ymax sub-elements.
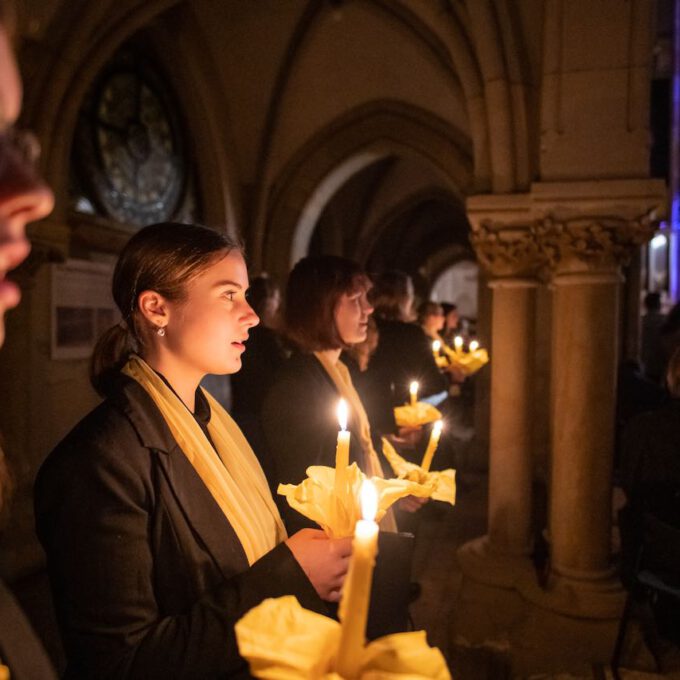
<box><xmin>90</xmin><ymin>322</ymin><xmax>135</xmax><ymax>397</ymax></box>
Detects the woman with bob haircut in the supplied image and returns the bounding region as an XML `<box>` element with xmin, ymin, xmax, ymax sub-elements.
<box><xmin>34</xmin><ymin>223</ymin><xmax>351</xmax><ymax>680</ymax></box>
<box><xmin>261</xmin><ymin>255</ymin><xmax>422</xmax><ymax>534</ymax></box>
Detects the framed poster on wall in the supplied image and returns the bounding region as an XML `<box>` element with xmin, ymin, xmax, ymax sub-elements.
<box><xmin>51</xmin><ymin>259</ymin><xmax>118</xmax><ymax>360</ymax></box>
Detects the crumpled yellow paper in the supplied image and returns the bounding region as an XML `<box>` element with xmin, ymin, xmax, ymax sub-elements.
<box><xmin>235</xmin><ymin>596</ymin><xmax>452</xmax><ymax>680</ymax></box>
<box><xmin>393</xmin><ymin>402</ymin><xmax>442</xmax><ymax>428</ymax></box>
<box><xmin>381</xmin><ymin>439</ymin><xmax>456</xmax><ymax>506</ymax></box>
<box><xmin>277</xmin><ymin>464</ymin><xmax>430</xmax><ymax>538</ymax></box>
<box><xmin>442</xmin><ymin>347</ymin><xmax>489</xmax><ymax>376</ymax></box>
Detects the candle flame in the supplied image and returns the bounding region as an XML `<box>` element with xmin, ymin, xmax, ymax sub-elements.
<box><xmin>337</xmin><ymin>399</ymin><xmax>348</xmax><ymax>431</ymax></box>
<box><xmin>454</xmin><ymin>336</ymin><xmax>463</xmax><ymax>350</ymax></box>
<box><xmin>433</xmin><ymin>419</ymin><xmax>443</xmax><ymax>436</ymax></box>
<box><xmin>360</xmin><ymin>479</ymin><xmax>378</xmax><ymax>522</ymax></box>
<box><xmin>469</xmin><ymin>340</ymin><xmax>479</xmax><ymax>352</ymax></box>
<box><xmin>409</xmin><ymin>381</ymin><xmax>419</xmax><ymax>396</ymax></box>
<box><xmin>432</xmin><ymin>340</ymin><xmax>441</xmax><ymax>352</ymax></box>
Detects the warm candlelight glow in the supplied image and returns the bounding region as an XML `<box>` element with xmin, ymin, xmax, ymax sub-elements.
<box><xmin>421</xmin><ymin>420</ymin><xmax>444</xmax><ymax>472</ymax></box>
<box><xmin>360</xmin><ymin>479</ymin><xmax>378</xmax><ymax>522</ymax></box>
<box><xmin>432</xmin><ymin>339</ymin><xmax>441</xmax><ymax>353</ymax></box>
<box><xmin>337</xmin><ymin>399</ymin><xmax>348</xmax><ymax>431</ymax></box>
<box><xmin>469</xmin><ymin>339</ymin><xmax>479</xmax><ymax>352</ymax></box>
<box><xmin>334</xmin><ymin>399</ymin><xmax>351</xmax><ymax>497</ymax></box>
<box><xmin>336</xmin><ymin>478</ymin><xmax>380</xmax><ymax>677</ymax></box>
<box><xmin>409</xmin><ymin>380</ymin><xmax>419</xmax><ymax>406</ymax></box>
<box><xmin>454</xmin><ymin>336</ymin><xmax>464</xmax><ymax>351</ymax></box>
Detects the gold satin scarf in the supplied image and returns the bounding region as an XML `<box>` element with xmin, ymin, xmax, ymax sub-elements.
<box><xmin>123</xmin><ymin>356</ymin><xmax>286</xmax><ymax>565</ymax></box>
<box><xmin>313</xmin><ymin>352</ymin><xmax>398</xmax><ymax>532</ymax></box>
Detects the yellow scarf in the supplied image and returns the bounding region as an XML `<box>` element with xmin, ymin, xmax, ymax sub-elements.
<box><xmin>313</xmin><ymin>352</ymin><xmax>398</xmax><ymax>532</ymax></box>
<box><xmin>123</xmin><ymin>356</ymin><xmax>286</xmax><ymax>565</ymax></box>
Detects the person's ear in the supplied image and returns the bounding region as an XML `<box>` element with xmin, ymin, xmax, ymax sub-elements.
<box><xmin>137</xmin><ymin>290</ymin><xmax>170</xmax><ymax>330</ymax></box>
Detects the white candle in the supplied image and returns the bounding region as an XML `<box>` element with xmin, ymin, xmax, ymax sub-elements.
<box><xmin>336</xmin><ymin>480</ymin><xmax>379</xmax><ymax>678</ymax></box>
<box><xmin>334</xmin><ymin>399</ymin><xmax>350</xmax><ymax>497</ymax></box>
<box><xmin>421</xmin><ymin>420</ymin><xmax>443</xmax><ymax>472</ymax></box>
<box><xmin>409</xmin><ymin>380</ymin><xmax>419</xmax><ymax>406</ymax></box>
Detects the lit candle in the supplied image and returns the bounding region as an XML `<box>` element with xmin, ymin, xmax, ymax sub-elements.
<box><xmin>409</xmin><ymin>380</ymin><xmax>419</xmax><ymax>406</ymax></box>
<box><xmin>432</xmin><ymin>339</ymin><xmax>441</xmax><ymax>354</ymax></box>
<box><xmin>336</xmin><ymin>480</ymin><xmax>379</xmax><ymax>678</ymax></box>
<box><xmin>421</xmin><ymin>419</ymin><xmax>443</xmax><ymax>472</ymax></box>
<box><xmin>453</xmin><ymin>335</ymin><xmax>464</xmax><ymax>353</ymax></box>
<box><xmin>469</xmin><ymin>339</ymin><xmax>479</xmax><ymax>353</ymax></box>
<box><xmin>334</xmin><ymin>399</ymin><xmax>351</xmax><ymax>497</ymax></box>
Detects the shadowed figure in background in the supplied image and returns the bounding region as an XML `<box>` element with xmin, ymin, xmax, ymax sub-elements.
<box><xmin>619</xmin><ymin>346</ymin><xmax>680</xmax><ymax>643</ymax></box>
<box><xmin>640</xmin><ymin>292</ymin><xmax>666</xmax><ymax>385</ymax></box>
<box><xmin>363</xmin><ymin>272</ymin><xmax>448</xmax><ymax>438</ymax></box>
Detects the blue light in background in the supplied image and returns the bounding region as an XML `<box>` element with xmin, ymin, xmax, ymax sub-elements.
<box><xmin>671</xmin><ymin>0</ymin><xmax>680</xmax><ymax>301</ymax></box>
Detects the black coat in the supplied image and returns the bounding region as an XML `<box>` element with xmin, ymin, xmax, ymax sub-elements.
<box><xmin>35</xmin><ymin>375</ymin><xmax>323</xmax><ymax>680</ymax></box>
<box><xmin>260</xmin><ymin>352</ymin><xmax>366</xmax><ymax>533</ymax></box>
<box><xmin>363</xmin><ymin>319</ymin><xmax>448</xmax><ymax>434</ymax></box>
<box><xmin>0</xmin><ymin>580</ymin><xmax>57</xmax><ymax>680</ymax></box>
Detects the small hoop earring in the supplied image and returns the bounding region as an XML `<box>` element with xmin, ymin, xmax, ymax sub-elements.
<box><xmin>157</xmin><ymin>326</ymin><xmax>166</xmax><ymax>337</ymax></box>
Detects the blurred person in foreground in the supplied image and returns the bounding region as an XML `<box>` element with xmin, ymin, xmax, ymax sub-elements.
<box><xmin>0</xmin><ymin>1</ymin><xmax>56</xmax><ymax>677</ymax></box>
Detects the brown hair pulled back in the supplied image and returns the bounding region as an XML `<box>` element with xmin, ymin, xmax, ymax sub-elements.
<box><xmin>90</xmin><ymin>222</ymin><xmax>239</xmax><ymax>396</ymax></box>
<box><xmin>284</xmin><ymin>255</ymin><xmax>368</xmax><ymax>352</ymax></box>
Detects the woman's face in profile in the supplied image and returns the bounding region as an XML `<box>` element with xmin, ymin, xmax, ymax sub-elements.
<box><xmin>160</xmin><ymin>249</ymin><xmax>259</xmax><ymax>376</ymax></box>
<box><xmin>334</xmin><ymin>285</ymin><xmax>374</xmax><ymax>346</ymax></box>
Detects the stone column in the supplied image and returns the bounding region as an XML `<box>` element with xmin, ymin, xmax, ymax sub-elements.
<box><xmin>521</xmin><ymin>214</ymin><xmax>654</xmax><ymax>618</ymax></box>
<box><xmin>458</xmin><ymin>220</ymin><xmax>541</xmax><ymax>587</ymax></box>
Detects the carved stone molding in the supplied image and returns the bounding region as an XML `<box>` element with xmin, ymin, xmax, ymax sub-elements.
<box><xmin>471</xmin><ymin>210</ymin><xmax>658</xmax><ymax>279</ymax></box>
<box><xmin>470</xmin><ymin>221</ymin><xmax>543</xmax><ymax>278</ymax></box>
<box><xmin>535</xmin><ymin>212</ymin><xmax>657</xmax><ymax>275</ymax></box>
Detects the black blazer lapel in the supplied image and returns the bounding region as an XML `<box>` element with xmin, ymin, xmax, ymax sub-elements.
<box><xmin>117</xmin><ymin>376</ymin><xmax>250</xmax><ymax>578</ymax></box>
<box><xmin>154</xmin><ymin>447</ymin><xmax>250</xmax><ymax>578</ymax></box>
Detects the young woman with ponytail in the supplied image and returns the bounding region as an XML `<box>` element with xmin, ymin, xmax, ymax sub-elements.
<box><xmin>35</xmin><ymin>223</ymin><xmax>351</xmax><ymax>680</ymax></box>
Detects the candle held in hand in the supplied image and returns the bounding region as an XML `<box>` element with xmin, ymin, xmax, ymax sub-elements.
<box><xmin>334</xmin><ymin>399</ymin><xmax>351</xmax><ymax>496</ymax></box>
<box><xmin>432</xmin><ymin>339</ymin><xmax>441</xmax><ymax>354</ymax></box>
<box><xmin>454</xmin><ymin>335</ymin><xmax>464</xmax><ymax>353</ymax></box>
<box><xmin>336</xmin><ymin>480</ymin><xmax>379</xmax><ymax>678</ymax></box>
<box><xmin>469</xmin><ymin>339</ymin><xmax>479</xmax><ymax>352</ymax></box>
<box><xmin>409</xmin><ymin>380</ymin><xmax>419</xmax><ymax>406</ymax></box>
<box><xmin>421</xmin><ymin>419</ymin><xmax>443</xmax><ymax>472</ymax></box>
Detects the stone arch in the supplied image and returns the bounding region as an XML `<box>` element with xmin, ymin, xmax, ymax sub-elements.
<box><xmin>260</xmin><ymin>100</ymin><xmax>473</xmax><ymax>279</ymax></box>
<box><xmin>24</xmin><ymin>0</ymin><xmax>240</xmax><ymax>244</ymax></box>
<box><xmin>250</xmin><ymin>0</ymin><xmax>474</xmax><ymax>250</ymax></box>
<box><xmin>356</xmin><ymin>185</ymin><xmax>469</xmax><ymax>266</ymax></box>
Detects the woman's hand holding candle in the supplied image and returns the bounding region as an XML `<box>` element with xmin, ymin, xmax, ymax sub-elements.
<box><xmin>286</xmin><ymin>528</ymin><xmax>352</xmax><ymax>603</ymax></box>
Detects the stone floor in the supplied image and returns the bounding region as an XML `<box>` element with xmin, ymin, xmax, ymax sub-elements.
<box><xmin>407</xmin><ymin>470</ymin><xmax>680</xmax><ymax>680</ymax></box>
